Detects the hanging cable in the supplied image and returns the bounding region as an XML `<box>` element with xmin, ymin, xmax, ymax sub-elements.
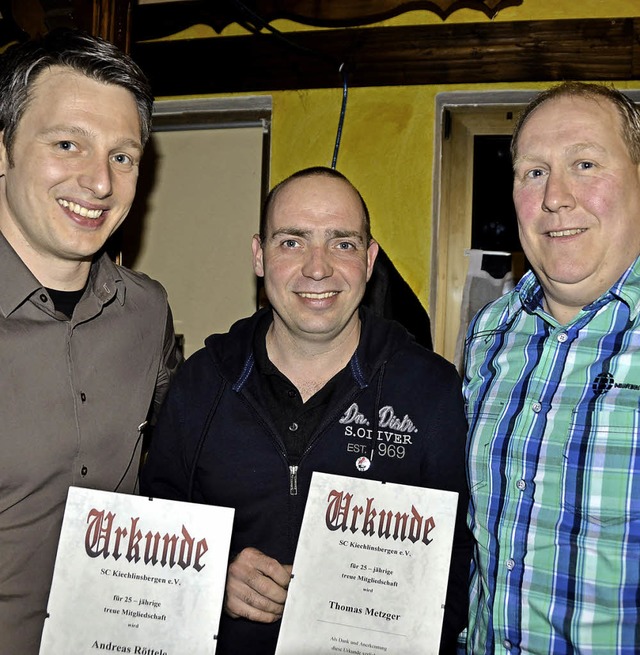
<box><xmin>227</xmin><ymin>0</ymin><xmax>333</xmax><ymax>61</ymax></box>
<box><xmin>226</xmin><ymin>0</ymin><xmax>350</xmax><ymax>169</ymax></box>
<box><xmin>331</xmin><ymin>62</ymin><xmax>348</xmax><ymax>169</ymax></box>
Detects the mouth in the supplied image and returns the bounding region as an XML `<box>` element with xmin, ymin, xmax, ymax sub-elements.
<box><xmin>297</xmin><ymin>291</ymin><xmax>338</xmax><ymax>300</ymax></box>
<box><xmin>548</xmin><ymin>228</ymin><xmax>587</xmax><ymax>238</ymax></box>
<box><xmin>58</xmin><ymin>199</ymin><xmax>104</xmax><ymax>220</ymax></box>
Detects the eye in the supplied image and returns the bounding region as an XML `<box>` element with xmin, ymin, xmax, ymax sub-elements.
<box><xmin>525</xmin><ymin>168</ymin><xmax>545</xmax><ymax>179</ymax></box>
<box><xmin>577</xmin><ymin>160</ymin><xmax>595</xmax><ymax>170</ymax></box>
<box><xmin>111</xmin><ymin>152</ymin><xmax>135</xmax><ymax>169</ymax></box>
<box><xmin>282</xmin><ymin>239</ymin><xmax>300</xmax><ymax>249</ymax></box>
<box><xmin>56</xmin><ymin>140</ymin><xmax>77</xmax><ymax>152</ymax></box>
<box><xmin>336</xmin><ymin>241</ymin><xmax>356</xmax><ymax>250</ymax></box>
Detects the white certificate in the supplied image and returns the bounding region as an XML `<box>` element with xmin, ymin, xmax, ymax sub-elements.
<box><xmin>39</xmin><ymin>487</ymin><xmax>234</xmax><ymax>655</ymax></box>
<box><xmin>275</xmin><ymin>472</ymin><xmax>458</xmax><ymax>655</ymax></box>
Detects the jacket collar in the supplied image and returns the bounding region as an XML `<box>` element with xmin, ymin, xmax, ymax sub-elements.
<box><xmin>208</xmin><ymin>305</ymin><xmax>413</xmax><ymax>392</ymax></box>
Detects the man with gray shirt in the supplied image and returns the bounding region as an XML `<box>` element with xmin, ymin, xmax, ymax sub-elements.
<box><xmin>0</xmin><ymin>29</ymin><xmax>180</xmax><ymax>654</ymax></box>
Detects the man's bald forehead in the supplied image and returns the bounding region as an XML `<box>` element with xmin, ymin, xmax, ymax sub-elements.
<box><xmin>260</xmin><ymin>168</ymin><xmax>372</xmax><ymax>243</ymax></box>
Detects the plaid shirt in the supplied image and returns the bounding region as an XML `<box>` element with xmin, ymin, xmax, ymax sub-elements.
<box><xmin>464</xmin><ymin>258</ymin><xmax>640</xmax><ymax>655</ymax></box>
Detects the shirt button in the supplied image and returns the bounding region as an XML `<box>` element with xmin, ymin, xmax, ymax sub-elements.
<box><xmin>289</xmin><ymin>423</ymin><xmax>299</xmax><ymax>432</ymax></box>
<box><xmin>81</xmin><ymin>466</ymin><xmax>88</xmax><ymax>476</ymax></box>
<box><xmin>503</xmin><ymin>639</ymin><xmax>512</xmax><ymax>650</ymax></box>
<box><xmin>532</xmin><ymin>401</ymin><xmax>542</xmax><ymax>413</ymax></box>
<box><xmin>516</xmin><ymin>479</ymin><xmax>526</xmax><ymax>491</ymax></box>
<box><xmin>557</xmin><ymin>332</ymin><xmax>568</xmax><ymax>343</ymax></box>
<box><xmin>506</xmin><ymin>558</ymin><xmax>515</xmax><ymax>571</ymax></box>
<box><xmin>287</xmin><ymin>390</ymin><xmax>296</xmax><ymax>398</ymax></box>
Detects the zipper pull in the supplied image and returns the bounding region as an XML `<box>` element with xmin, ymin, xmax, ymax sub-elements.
<box><xmin>289</xmin><ymin>465</ymin><xmax>298</xmax><ymax>496</ymax></box>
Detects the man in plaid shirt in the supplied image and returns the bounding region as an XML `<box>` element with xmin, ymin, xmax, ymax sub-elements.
<box><xmin>464</xmin><ymin>82</ymin><xmax>640</xmax><ymax>654</ymax></box>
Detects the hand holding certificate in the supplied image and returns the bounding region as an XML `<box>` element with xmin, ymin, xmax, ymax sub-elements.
<box><xmin>275</xmin><ymin>473</ymin><xmax>458</xmax><ymax>655</ymax></box>
<box><xmin>225</xmin><ymin>547</ymin><xmax>292</xmax><ymax>622</ymax></box>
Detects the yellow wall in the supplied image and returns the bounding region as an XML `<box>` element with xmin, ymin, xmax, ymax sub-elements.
<box><xmin>159</xmin><ymin>0</ymin><xmax>640</xmax><ymax>307</ymax></box>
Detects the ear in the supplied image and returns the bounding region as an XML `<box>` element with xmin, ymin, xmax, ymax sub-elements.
<box><xmin>252</xmin><ymin>234</ymin><xmax>265</xmax><ymax>278</ymax></box>
<box><xmin>365</xmin><ymin>240</ymin><xmax>379</xmax><ymax>282</ymax></box>
<box><xmin>0</xmin><ymin>132</ymin><xmax>8</xmax><ymax>176</ymax></box>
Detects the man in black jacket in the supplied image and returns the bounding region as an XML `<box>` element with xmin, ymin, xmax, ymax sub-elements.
<box><xmin>141</xmin><ymin>167</ymin><xmax>470</xmax><ymax>654</ymax></box>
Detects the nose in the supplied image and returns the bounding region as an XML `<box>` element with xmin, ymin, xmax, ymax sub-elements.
<box><xmin>301</xmin><ymin>245</ymin><xmax>333</xmax><ymax>280</ymax></box>
<box><xmin>541</xmin><ymin>170</ymin><xmax>575</xmax><ymax>213</ymax></box>
<box><xmin>78</xmin><ymin>155</ymin><xmax>113</xmax><ymax>199</ymax></box>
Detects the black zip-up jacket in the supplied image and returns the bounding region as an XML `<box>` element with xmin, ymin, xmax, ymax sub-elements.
<box><xmin>141</xmin><ymin>307</ymin><xmax>471</xmax><ymax>654</ymax></box>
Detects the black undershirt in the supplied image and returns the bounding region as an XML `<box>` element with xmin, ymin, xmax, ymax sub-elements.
<box><xmin>46</xmin><ymin>287</ymin><xmax>85</xmax><ymax>319</ymax></box>
<box><xmin>253</xmin><ymin>312</ymin><xmax>351</xmax><ymax>464</ymax></box>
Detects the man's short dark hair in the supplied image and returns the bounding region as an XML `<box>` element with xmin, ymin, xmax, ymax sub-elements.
<box><xmin>0</xmin><ymin>28</ymin><xmax>154</xmax><ymax>162</ymax></box>
<box><xmin>260</xmin><ymin>166</ymin><xmax>372</xmax><ymax>244</ymax></box>
<box><xmin>511</xmin><ymin>81</ymin><xmax>640</xmax><ymax>164</ymax></box>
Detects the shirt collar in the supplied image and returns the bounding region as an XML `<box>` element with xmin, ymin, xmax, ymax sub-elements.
<box><xmin>0</xmin><ymin>232</ymin><xmax>42</xmax><ymax>316</ymax></box>
<box><xmin>515</xmin><ymin>254</ymin><xmax>640</xmax><ymax>321</ymax></box>
<box><xmin>607</xmin><ymin>254</ymin><xmax>640</xmax><ymax>320</ymax></box>
<box><xmin>86</xmin><ymin>251</ymin><xmax>126</xmax><ymax>307</ymax></box>
<box><xmin>515</xmin><ymin>269</ymin><xmax>544</xmax><ymax>316</ymax></box>
<box><xmin>0</xmin><ymin>232</ymin><xmax>125</xmax><ymax>317</ymax></box>
<box><xmin>252</xmin><ymin>308</ymin><xmax>360</xmax><ymax>390</ymax></box>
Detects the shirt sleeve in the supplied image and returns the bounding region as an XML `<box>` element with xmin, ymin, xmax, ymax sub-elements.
<box><xmin>140</xmin><ymin>348</ymin><xmax>219</xmax><ymax>503</ymax></box>
<box><xmin>422</xmin><ymin>364</ymin><xmax>473</xmax><ymax>655</ymax></box>
<box><xmin>150</xmin><ymin>304</ymin><xmax>183</xmax><ymax>424</ymax></box>
<box><xmin>140</xmin><ymin>361</ymin><xmax>192</xmax><ymax>502</ymax></box>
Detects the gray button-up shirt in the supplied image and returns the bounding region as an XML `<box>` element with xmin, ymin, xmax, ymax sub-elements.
<box><xmin>0</xmin><ymin>233</ymin><xmax>180</xmax><ymax>654</ymax></box>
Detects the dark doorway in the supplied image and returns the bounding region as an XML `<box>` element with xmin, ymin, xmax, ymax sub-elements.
<box><xmin>471</xmin><ymin>134</ymin><xmax>524</xmax><ymax>280</ymax></box>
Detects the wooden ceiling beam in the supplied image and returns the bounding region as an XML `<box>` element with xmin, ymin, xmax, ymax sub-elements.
<box><xmin>131</xmin><ymin>17</ymin><xmax>640</xmax><ymax>96</ymax></box>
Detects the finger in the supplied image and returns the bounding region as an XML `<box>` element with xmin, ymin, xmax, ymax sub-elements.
<box><xmin>223</xmin><ymin>548</ymin><xmax>290</xmax><ymax>622</ymax></box>
<box><xmin>238</xmin><ymin>548</ymin><xmax>291</xmax><ymax>602</ymax></box>
<box><xmin>224</xmin><ymin>591</ymin><xmax>284</xmax><ymax>622</ymax></box>
<box><xmin>239</xmin><ymin>563</ymin><xmax>289</xmax><ymax>605</ymax></box>
<box><xmin>224</xmin><ymin>574</ymin><xmax>285</xmax><ymax>622</ymax></box>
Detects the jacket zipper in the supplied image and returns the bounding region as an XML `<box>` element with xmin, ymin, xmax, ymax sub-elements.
<box><xmin>240</xmin><ymin>384</ymin><xmax>363</xmax><ymax>497</ymax></box>
<box><xmin>289</xmin><ymin>465</ymin><xmax>298</xmax><ymax>496</ymax></box>
<box><xmin>288</xmin><ymin>387</ymin><xmax>365</xmax><ymax>496</ymax></box>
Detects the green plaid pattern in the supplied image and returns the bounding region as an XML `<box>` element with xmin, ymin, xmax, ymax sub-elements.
<box><xmin>463</xmin><ymin>259</ymin><xmax>640</xmax><ymax>654</ymax></box>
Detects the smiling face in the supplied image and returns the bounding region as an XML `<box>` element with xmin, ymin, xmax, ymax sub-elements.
<box><xmin>0</xmin><ymin>65</ymin><xmax>143</xmax><ymax>288</ymax></box>
<box><xmin>253</xmin><ymin>174</ymin><xmax>378</xmax><ymax>348</ymax></box>
<box><xmin>512</xmin><ymin>94</ymin><xmax>640</xmax><ymax>322</ymax></box>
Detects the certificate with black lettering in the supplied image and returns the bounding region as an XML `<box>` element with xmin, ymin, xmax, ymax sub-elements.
<box><xmin>275</xmin><ymin>473</ymin><xmax>457</xmax><ymax>655</ymax></box>
<box><xmin>39</xmin><ymin>487</ymin><xmax>234</xmax><ymax>655</ymax></box>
